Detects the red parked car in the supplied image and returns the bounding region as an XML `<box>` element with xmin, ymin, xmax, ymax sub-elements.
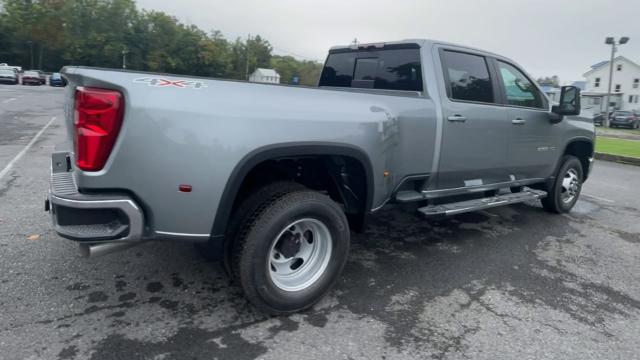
<box><xmin>22</xmin><ymin>71</ymin><xmax>42</xmax><ymax>85</ymax></box>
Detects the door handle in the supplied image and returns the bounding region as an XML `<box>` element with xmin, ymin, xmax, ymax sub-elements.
<box><xmin>447</xmin><ymin>115</ymin><xmax>467</xmax><ymax>122</ymax></box>
<box><xmin>512</xmin><ymin>118</ymin><xmax>526</xmax><ymax>125</ymax></box>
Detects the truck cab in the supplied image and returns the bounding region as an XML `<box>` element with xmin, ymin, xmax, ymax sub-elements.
<box><xmin>319</xmin><ymin>40</ymin><xmax>592</xmax><ymax>197</ymax></box>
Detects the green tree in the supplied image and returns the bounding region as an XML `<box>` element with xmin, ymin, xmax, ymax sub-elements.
<box><xmin>536</xmin><ymin>75</ymin><xmax>560</xmax><ymax>87</ymax></box>
<box><xmin>272</xmin><ymin>55</ymin><xmax>322</xmax><ymax>85</ymax></box>
<box><xmin>0</xmin><ymin>0</ymin><xmax>321</xmax><ymax>81</ymax></box>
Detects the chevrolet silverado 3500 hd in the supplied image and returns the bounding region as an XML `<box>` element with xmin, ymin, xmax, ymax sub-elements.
<box><xmin>48</xmin><ymin>39</ymin><xmax>593</xmax><ymax>314</ymax></box>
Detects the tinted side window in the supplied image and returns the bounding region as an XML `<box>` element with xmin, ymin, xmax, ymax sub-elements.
<box><xmin>497</xmin><ymin>61</ymin><xmax>546</xmax><ymax>109</ymax></box>
<box><xmin>319</xmin><ymin>48</ymin><xmax>423</xmax><ymax>91</ymax></box>
<box><xmin>441</xmin><ymin>51</ymin><xmax>494</xmax><ymax>103</ymax></box>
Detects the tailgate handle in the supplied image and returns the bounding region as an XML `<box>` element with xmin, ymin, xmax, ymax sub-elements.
<box><xmin>447</xmin><ymin>115</ymin><xmax>467</xmax><ymax>122</ymax></box>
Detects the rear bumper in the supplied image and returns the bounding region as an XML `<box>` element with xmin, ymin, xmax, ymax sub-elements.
<box><xmin>47</xmin><ymin>152</ymin><xmax>144</xmax><ymax>244</ymax></box>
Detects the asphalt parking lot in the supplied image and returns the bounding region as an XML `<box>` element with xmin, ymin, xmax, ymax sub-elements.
<box><xmin>1</xmin><ymin>84</ymin><xmax>639</xmax><ymax>360</ymax></box>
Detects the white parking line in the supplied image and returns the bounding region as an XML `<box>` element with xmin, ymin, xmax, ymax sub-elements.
<box><xmin>1</xmin><ymin>97</ymin><xmax>16</xmax><ymax>104</ymax></box>
<box><xmin>583</xmin><ymin>193</ymin><xmax>615</xmax><ymax>204</ymax></box>
<box><xmin>0</xmin><ymin>116</ymin><xmax>56</xmax><ymax>180</ymax></box>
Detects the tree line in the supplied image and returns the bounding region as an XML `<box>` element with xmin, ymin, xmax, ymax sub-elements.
<box><xmin>0</xmin><ymin>0</ymin><xmax>323</xmax><ymax>85</ymax></box>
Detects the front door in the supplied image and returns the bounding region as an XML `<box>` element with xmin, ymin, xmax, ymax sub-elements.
<box><xmin>436</xmin><ymin>49</ymin><xmax>511</xmax><ymax>190</ymax></box>
<box><xmin>494</xmin><ymin>60</ymin><xmax>560</xmax><ymax>180</ymax></box>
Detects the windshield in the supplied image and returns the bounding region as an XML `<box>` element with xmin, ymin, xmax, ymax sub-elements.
<box><xmin>51</xmin><ymin>73</ymin><xmax>61</xmax><ymax>79</ymax></box>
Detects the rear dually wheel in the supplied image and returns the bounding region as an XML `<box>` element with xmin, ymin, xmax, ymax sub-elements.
<box><xmin>232</xmin><ymin>185</ymin><xmax>350</xmax><ymax>315</ymax></box>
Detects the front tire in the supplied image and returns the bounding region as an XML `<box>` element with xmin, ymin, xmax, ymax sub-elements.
<box><xmin>541</xmin><ymin>155</ymin><xmax>583</xmax><ymax>213</ymax></box>
<box><xmin>232</xmin><ymin>188</ymin><xmax>350</xmax><ymax>315</ymax></box>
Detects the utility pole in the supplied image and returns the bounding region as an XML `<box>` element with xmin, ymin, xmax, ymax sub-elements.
<box><xmin>604</xmin><ymin>36</ymin><xmax>629</xmax><ymax>127</ymax></box>
<box><xmin>245</xmin><ymin>34</ymin><xmax>251</xmax><ymax>80</ymax></box>
<box><xmin>122</xmin><ymin>47</ymin><xmax>128</xmax><ymax>69</ymax></box>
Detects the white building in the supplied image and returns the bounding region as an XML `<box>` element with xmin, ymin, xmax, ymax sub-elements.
<box><xmin>249</xmin><ymin>68</ymin><xmax>281</xmax><ymax>84</ymax></box>
<box><xmin>582</xmin><ymin>56</ymin><xmax>640</xmax><ymax>113</ymax></box>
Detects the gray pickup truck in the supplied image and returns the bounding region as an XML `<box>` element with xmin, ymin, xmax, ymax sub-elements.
<box><xmin>48</xmin><ymin>39</ymin><xmax>593</xmax><ymax>314</ymax></box>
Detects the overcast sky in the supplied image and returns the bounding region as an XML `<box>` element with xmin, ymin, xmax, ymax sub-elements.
<box><xmin>136</xmin><ymin>0</ymin><xmax>640</xmax><ymax>83</ymax></box>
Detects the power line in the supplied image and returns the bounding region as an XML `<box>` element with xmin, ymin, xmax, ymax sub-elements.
<box><xmin>271</xmin><ymin>46</ymin><xmax>323</xmax><ymax>62</ymax></box>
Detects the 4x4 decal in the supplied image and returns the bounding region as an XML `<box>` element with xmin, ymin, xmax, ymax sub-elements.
<box><xmin>133</xmin><ymin>77</ymin><xmax>207</xmax><ymax>89</ymax></box>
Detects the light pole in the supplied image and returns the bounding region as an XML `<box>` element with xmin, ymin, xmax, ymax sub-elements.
<box><xmin>122</xmin><ymin>47</ymin><xmax>128</xmax><ymax>69</ymax></box>
<box><xmin>245</xmin><ymin>34</ymin><xmax>251</xmax><ymax>80</ymax></box>
<box><xmin>604</xmin><ymin>36</ymin><xmax>629</xmax><ymax>127</ymax></box>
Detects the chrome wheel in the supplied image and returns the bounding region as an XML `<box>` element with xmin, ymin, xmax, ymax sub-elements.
<box><xmin>560</xmin><ymin>168</ymin><xmax>580</xmax><ymax>204</ymax></box>
<box><xmin>268</xmin><ymin>218</ymin><xmax>332</xmax><ymax>292</ymax></box>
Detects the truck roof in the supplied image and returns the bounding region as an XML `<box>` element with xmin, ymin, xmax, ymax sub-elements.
<box><xmin>329</xmin><ymin>38</ymin><xmax>506</xmax><ymax>60</ymax></box>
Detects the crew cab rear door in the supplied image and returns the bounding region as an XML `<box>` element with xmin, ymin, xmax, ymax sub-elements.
<box><xmin>492</xmin><ymin>59</ymin><xmax>559</xmax><ymax>180</ymax></box>
<box><xmin>434</xmin><ymin>48</ymin><xmax>511</xmax><ymax>190</ymax></box>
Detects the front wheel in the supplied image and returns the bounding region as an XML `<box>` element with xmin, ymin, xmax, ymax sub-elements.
<box><xmin>232</xmin><ymin>187</ymin><xmax>350</xmax><ymax>315</ymax></box>
<box><xmin>541</xmin><ymin>155</ymin><xmax>583</xmax><ymax>213</ymax></box>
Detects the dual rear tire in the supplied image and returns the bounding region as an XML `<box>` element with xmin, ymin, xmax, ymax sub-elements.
<box><xmin>229</xmin><ymin>183</ymin><xmax>350</xmax><ymax>315</ymax></box>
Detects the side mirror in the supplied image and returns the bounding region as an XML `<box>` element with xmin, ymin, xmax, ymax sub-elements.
<box><xmin>552</xmin><ymin>86</ymin><xmax>581</xmax><ymax>116</ymax></box>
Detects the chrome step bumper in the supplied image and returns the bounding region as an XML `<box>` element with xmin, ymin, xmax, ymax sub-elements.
<box><xmin>47</xmin><ymin>152</ymin><xmax>145</xmax><ymax>256</ymax></box>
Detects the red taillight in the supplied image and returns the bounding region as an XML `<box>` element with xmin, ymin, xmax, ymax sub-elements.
<box><xmin>73</xmin><ymin>87</ymin><xmax>124</xmax><ymax>171</ymax></box>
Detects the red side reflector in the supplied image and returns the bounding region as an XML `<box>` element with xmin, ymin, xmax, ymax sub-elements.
<box><xmin>179</xmin><ymin>184</ymin><xmax>192</xmax><ymax>192</ymax></box>
<box><xmin>74</xmin><ymin>87</ymin><xmax>124</xmax><ymax>171</ymax></box>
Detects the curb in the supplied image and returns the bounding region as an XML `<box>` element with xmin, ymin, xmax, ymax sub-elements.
<box><xmin>596</xmin><ymin>134</ymin><xmax>640</xmax><ymax>141</ymax></box>
<box><xmin>595</xmin><ymin>152</ymin><xmax>640</xmax><ymax>166</ymax></box>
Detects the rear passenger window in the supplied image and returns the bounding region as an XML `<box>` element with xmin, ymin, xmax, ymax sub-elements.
<box><xmin>319</xmin><ymin>48</ymin><xmax>423</xmax><ymax>92</ymax></box>
<box><xmin>441</xmin><ymin>50</ymin><xmax>494</xmax><ymax>104</ymax></box>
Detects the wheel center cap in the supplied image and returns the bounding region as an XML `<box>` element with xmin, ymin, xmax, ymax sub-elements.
<box><xmin>277</xmin><ymin>232</ymin><xmax>302</xmax><ymax>258</ymax></box>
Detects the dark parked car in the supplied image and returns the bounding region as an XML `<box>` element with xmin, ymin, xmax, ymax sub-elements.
<box><xmin>593</xmin><ymin>112</ymin><xmax>605</xmax><ymax>126</ymax></box>
<box><xmin>22</xmin><ymin>71</ymin><xmax>42</xmax><ymax>85</ymax></box>
<box><xmin>49</xmin><ymin>72</ymin><xmax>66</xmax><ymax>87</ymax></box>
<box><xmin>0</xmin><ymin>68</ymin><xmax>19</xmax><ymax>84</ymax></box>
<box><xmin>609</xmin><ymin>110</ymin><xmax>639</xmax><ymax>129</ymax></box>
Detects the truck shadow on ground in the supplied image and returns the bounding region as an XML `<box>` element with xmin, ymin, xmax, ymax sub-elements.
<box><xmin>47</xmin><ymin>200</ymin><xmax>640</xmax><ymax>360</ymax></box>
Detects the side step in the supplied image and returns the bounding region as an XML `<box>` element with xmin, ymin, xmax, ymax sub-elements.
<box><xmin>418</xmin><ymin>189</ymin><xmax>547</xmax><ymax>217</ymax></box>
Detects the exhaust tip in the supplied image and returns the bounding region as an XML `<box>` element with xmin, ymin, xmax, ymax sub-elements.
<box><xmin>79</xmin><ymin>243</ymin><xmax>91</xmax><ymax>258</ymax></box>
<box><xmin>79</xmin><ymin>241</ymin><xmax>144</xmax><ymax>258</ymax></box>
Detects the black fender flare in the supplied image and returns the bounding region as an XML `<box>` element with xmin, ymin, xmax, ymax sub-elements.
<box><xmin>210</xmin><ymin>142</ymin><xmax>375</xmax><ymax>242</ymax></box>
<box><xmin>536</xmin><ymin>136</ymin><xmax>594</xmax><ymax>192</ymax></box>
<box><xmin>560</xmin><ymin>136</ymin><xmax>594</xmax><ymax>179</ymax></box>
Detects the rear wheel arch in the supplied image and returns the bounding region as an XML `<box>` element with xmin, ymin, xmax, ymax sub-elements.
<box><xmin>211</xmin><ymin>142</ymin><xmax>375</xmax><ymax>242</ymax></box>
